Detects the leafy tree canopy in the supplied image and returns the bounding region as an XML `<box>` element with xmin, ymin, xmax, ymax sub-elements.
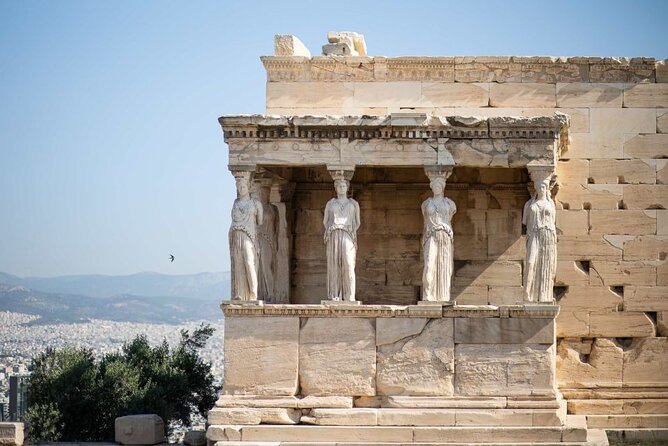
<box><xmin>26</xmin><ymin>324</ymin><xmax>219</xmax><ymax>442</ymax></box>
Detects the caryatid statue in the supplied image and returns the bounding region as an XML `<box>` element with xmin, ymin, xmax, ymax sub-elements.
<box><xmin>323</xmin><ymin>171</ymin><xmax>360</xmax><ymax>301</ymax></box>
<box><xmin>421</xmin><ymin>168</ymin><xmax>457</xmax><ymax>302</ymax></box>
<box><xmin>252</xmin><ymin>179</ymin><xmax>278</xmax><ymax>302</ymax></box>
<box><xmin>229</xmin><ymin>172</ymin><xmax>263</xmax><ymax>301</ymax></box>
<box><xmin>523</xmin><ymin>169</ymin><xmax>557</xmax><ymax>303</ymax></box>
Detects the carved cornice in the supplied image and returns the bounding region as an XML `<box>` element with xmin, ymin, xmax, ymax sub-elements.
<box><xmin>262</xmin><ymin>55</ymin><xmax>664</xmax><ymax>83</ymax></box>
<box><xmin>220</xmin><ymin>114</ymin><xmax>568</xmax><ymax>143</ymax></box>
<box><xmin>220</xmin><ymin>114</ymin><xmax>568</xmax><ymax>171</ymax></box>
<box><xmin>220</xmin><ymin>303</ymin><xmax>559</xmax><ymax>319</ymax></box>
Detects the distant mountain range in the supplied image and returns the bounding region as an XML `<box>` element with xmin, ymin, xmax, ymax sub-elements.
<box><xmin>0</xmin><ymin>271</ymin><xmax>229</xmax><ymax>300</ymax></box>
<box><xmin>0</xmin><ymin>271</ymin><xmax>230</xmax><ymax>325</ymax></box>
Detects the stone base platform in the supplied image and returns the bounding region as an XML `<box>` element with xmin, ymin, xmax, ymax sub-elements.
<box><xmin>208</xmin><ymin>424</ymin><xmax>608</xmax><ymax>445</ymax></box>
<box><xmin>207</xmin><ymin>398</ymin><xmax>607</xmax><ymax>445</ymax></box>
<box><xmin>209</xmin><ymin>304</ymin><xmax>605</xmax><ymax>444</ymax></box>
<box><xmin>209</xmin><ymin>404</ymin><xmax>567</xmax><ymax>427</ymax></box>
<box><xmin>562</xmin><ymin>388</ymin><xmax>668</xmax><ymax>430</ymax></box>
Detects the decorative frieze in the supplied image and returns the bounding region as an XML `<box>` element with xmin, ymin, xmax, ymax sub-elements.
<box><xmin>262</xmin><ymin>55</ymin><xmax>667</xmax><ymax>83</ymax></box>
<box><xmin>220</xmin><ymin>302</ymin><xmax>560</xmax><ymax>318</ymax></box>
<box><xmin>220</xmin><ymin>114</ymin><xmax>568</xmax><ymax>170</ymax></box>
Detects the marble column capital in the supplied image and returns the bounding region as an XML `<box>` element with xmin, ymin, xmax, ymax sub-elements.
<box><xmin>424</xmin><ymin>165</ymin><xmax>454</xmax><ymax>182</ymax></box>
<box><xmin>327</xmin><ymin>165</ymin><xmax>356</xmax><ymax>182</ymax></box>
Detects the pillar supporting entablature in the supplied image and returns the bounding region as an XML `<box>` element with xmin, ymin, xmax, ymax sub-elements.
<box><xmin>527</xmin><ymin>163</ymin><xmax>557</xmax><ymax>183</ymax></box>
<box><xmin>228</xmin><ymin>163</ymin><xmax>257</xmax><ymax>178</ymax></box>
<box><xmin>326</xmin><ymin>165</ymin><xmax>356</xmax><ymax>182</ymax></box>
<box><xmin>526</xmin><ymin>162</ymin><xmax>558</xmax><ymax>197</ymax></box>
<box><xmin>220</xmin><ymin>113</ymin><xmax>569</xmax><ymax>170</ymax></box>
<box><xmin>423</xmin><ymin>164</ymin><xmax>454</xmax><ymax>182</ymax></box>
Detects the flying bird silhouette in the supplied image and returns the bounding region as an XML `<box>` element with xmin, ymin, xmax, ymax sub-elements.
<box><xmin>169</xmin><ymin>254</ymin><xmax>175</xmax><ymax>262</ymax></box>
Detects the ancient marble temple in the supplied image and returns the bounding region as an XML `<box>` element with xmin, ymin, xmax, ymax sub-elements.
<box><xmin>208</xmin><ymin>33</ymin><xmax>668</xmax><ymax>445</ymax></box>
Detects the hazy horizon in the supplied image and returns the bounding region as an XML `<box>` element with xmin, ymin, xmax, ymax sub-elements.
<box><xmin>1</xmin><ymin>270</ymin><xmax>230</xmax><ymax>280</ymax></box>
<box><xmin>2</xmin><ymin>0</ymin><xmax>667</xmax><ymax>277</ymax></box>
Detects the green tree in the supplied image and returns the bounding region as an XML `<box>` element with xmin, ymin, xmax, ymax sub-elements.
<box><xmin>26</xmin><ymin>324</ymin><xmax>219</xmax><ymax>442</ymax></box>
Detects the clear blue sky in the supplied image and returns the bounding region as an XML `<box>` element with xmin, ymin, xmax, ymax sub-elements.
<box><xmin>1</xmin><ymin>0</ymin><xmax>666</xmax><ymax>277</ymax></box>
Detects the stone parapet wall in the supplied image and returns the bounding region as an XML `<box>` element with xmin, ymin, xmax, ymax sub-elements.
<box><xmin>220</xmin><ymin>304</ymin><xmax>558</xmax><ymax>398</ymax></box>
<box><xmin>262</xmin><ymin>56</ymin><xmax>666</xmax><ymax>84</ymax></box>
<box><xmin>264</xmin><ymin>79</ymin><xmax>668</xmax><ymax>116</ymax></box>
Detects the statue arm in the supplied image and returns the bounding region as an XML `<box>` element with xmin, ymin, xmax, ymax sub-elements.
<box><xmin>353</xmin><ymin>199</ymin><xmax>361</xmax><ymax>232</ymax></box>
<box><xmin>522</xmin><ymin>200</ymin><xmax>531</xmax><ymax>226</ymax></box>
<box><xmin>255</xmin><ymin>200</ymin><xmax>264</xmax><ymax>226</ymax></box>
<box><xmin>323</xmin><ymin>201</ymin><xmax>332</xmax><ymax>229</ymax></box>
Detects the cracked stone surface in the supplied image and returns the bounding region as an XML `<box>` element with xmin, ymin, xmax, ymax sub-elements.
<box><xmin>300</xmin><ymin>318</ymin><xmax>376</xmax><ymax>396</ymax></box>
<box><xmin>557</xmin><ymin>338</ymin><xmax>623</xmax><ymax>388</ymax></box>
<box><xmin>455</xmin><ymin>343</ymin><xmax>554</xmax><ymax>396</ymax></box>
<box><xmin>376</xmin><ymin>318</ymin><xmax>454</xmax><ymax>396</ymax></box>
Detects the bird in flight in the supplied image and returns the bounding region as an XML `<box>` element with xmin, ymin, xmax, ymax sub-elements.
<box><xmin>169</xmin><ymin>254</ymin><xmax>175</xmax><ymax>262</ymax></box>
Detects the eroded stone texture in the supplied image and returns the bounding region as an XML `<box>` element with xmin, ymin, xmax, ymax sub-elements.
<box><xmin>623</xmin><ymin>337</ymin><xmax>668</xmax><ymax>386</ymax></box>
<box><xmin>183</xmin><ymin>430</ymin><xmax>206</xmax><ymax>446</ymax></box>
<box><xmin>376</xmin><ymin>318</ymin><xmax>454</xmax><ymax>396</ymax></box>
<box><xmin>376</xmin><ymin>318</ymin><xmax>427</xmax><ymax>346</ymax></box>
<box><xmin>455</xmin><ymin>344</ymin><xmax>554</xmax><ymax>396</ymax></box>
<box><xmin>208</xmin><ymin>407</ymin><xmax>301</xmax><ymax>425</ymax></box>
<box><xmin>305</xmin><ymin>408</ymin><xmax>378</xmax><ymax>426</ymax></box>
<box><xmin>115</xmin><ymin>415</ymin><xmax>165</xmax><ymax>445</ymax></box>
<box><xmin>378</xmin><ymin>408</ymin><xmax>456</xmax><ymax>426</ymax></box>
<box><xmin>556</xmin><ymin>338</ymin><xmax>623</xmax><ymax>388</ymax></box>
<box><xmin>224</xmin><ymin>316</ymin><xmax>299</xmax><ymax>395</ymax></box>
<box><xmin>206</xmin><ymin>425</ymin><xmax>242</xmax><ymax>442</ymax></box>
<box><xmin>0</xmin><ymin>423</ymin><xmax>23</xmax><ymax>446</ymax></box>
<box><xmin>215</xmin><ymin>395</ymin><xmax>353</xmax><ymax>409</ymax></box>
<box><xmin>454</xmin><ymin>318</ymin><xmax>554</xmax><ymax>344</ymax></box>
<box><xmin>658</xmin><ymin>312</ymin><xmax>668</xmax><ymax>336</ymax></box>
<box><xmin>274</xmin><ymin>35</ymin><xmax>311</xmax><ymax>57</ymax></box>
<box><xmin>300</xmin><ymin>318</ymin><xmax>376</xmax><ymax>396</ymax></box>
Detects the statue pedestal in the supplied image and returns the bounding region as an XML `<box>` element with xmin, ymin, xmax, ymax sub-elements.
<box><xmin>417</xmin><ymin>300</ymin><xmax>456</xmax><ymax>306</ymax></box>
<box><xmin>220</xmin><ymin>299</ymin><xmax>263</xmax><ymax>308</ymax></box>
<box><xmin>207</xmin><ymin>303</ymin><xmax>606</xmax><ymax>444</ymax></box>
<box><xmin>321</xmin><ymin>300</ymin><xmax>362</xmax><ymax>306</ymax></box>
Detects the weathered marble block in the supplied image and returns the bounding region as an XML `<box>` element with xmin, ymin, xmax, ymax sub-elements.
<box><xmin>376</xmin><ymin>318</ymin><xmax>454</xmax><ymax>396</ymax></box>
<box><xmin>224</xmin><ymin>316</ymin><xmax>299</xmax><ymax>395</ymax></box>
<box><xmin>115</xmin><ymin>414</ymin><xmax>165</xmax><ymax>445</ymax></box>
<box><xmin>454</xmin><ymin>318</ymin><xmax>554</xmax><ymax>344</ymax></box>
<box><xmin>299</xmin><ymin>317</ymin><xmax>376</xmax><ymax>396</ymax></box>
<box><xmin>220</xmin><ymin>305</ymin><xmax>559</xmax><ymax>401</ymax></box>
<box><xmin>0</xmin><ymin>423</ymin><xmax>23</xmax><ymax>446</ymax></box>
<box><xmin>455</xmin><ymin>344</ymin><xmax>555</xmax><ymax>396</ymax></box>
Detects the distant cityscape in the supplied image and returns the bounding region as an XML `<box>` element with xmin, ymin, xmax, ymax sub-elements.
<box><xmin>0</xmin><ymin>311</ymin><xmax>225</xmax><ymax>421</ymax></box>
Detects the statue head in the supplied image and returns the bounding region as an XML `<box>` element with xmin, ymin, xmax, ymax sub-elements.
<box><xmin>334</xmin><ymin>178</ymin><xmax>349</xmax><ymax>197</ymax></box>
<box><xmin>529</xmin><ymin>169</ymin><xmax>554</xmax><ymax>201</ymax></box>
<box><xmin>536</xmin><ymin>178</ymin><xmax>551</xmax><ymax>200</ymax></box>
<box><xmin>235</xmin><ymin>176</ymin><xmax>250</xmax><ymax>198</ymax></box>
<box><xmin>424</xmin><ymin>166</ymin><xmax>451</xmax><ymax>197</ymax></box>
<box><xmin>252</xmin><ymin>179</ymin><xmax>272</xmax><ymax>202</ymax></box>
<box><xmin>429</xmin><ymin>177</ymin><xmax>446</xmax><ymax>196</ymax></box>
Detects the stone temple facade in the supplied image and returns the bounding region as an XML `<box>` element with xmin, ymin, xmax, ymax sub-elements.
<box><xmin>207</xmin><ymin>33</ymin><xmax>668</xmax><ymax>445</ymax></box>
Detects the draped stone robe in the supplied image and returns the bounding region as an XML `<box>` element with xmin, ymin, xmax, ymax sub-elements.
<box><xmin>230</xmin><ymin>197</ymin><xmax>262</xmax><ymax>300</ymax></box>
<box><xmin>523</xmin><ymin>197</ymin><xmax>557</xmax><ymax>302</ymax></box>
<box><xmin>257</xmin><ymin>201</ymin><xmax>278</xmax><ymax>302</ymax></box>
<box><xmin>421</xmin><ymin>196</ymin><xmax>457</xmax><ymax>302</ymax></box>
<box><xmin>323</xmin><ymin>197</ymin><xmax>360</xmax><ymax>301</ymax></box>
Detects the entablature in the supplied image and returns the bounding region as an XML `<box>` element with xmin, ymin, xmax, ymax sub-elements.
<box><xmin>219</xmin><ymin>113</ymin><xmax>569</xmax><ymax>171</ymax></box>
